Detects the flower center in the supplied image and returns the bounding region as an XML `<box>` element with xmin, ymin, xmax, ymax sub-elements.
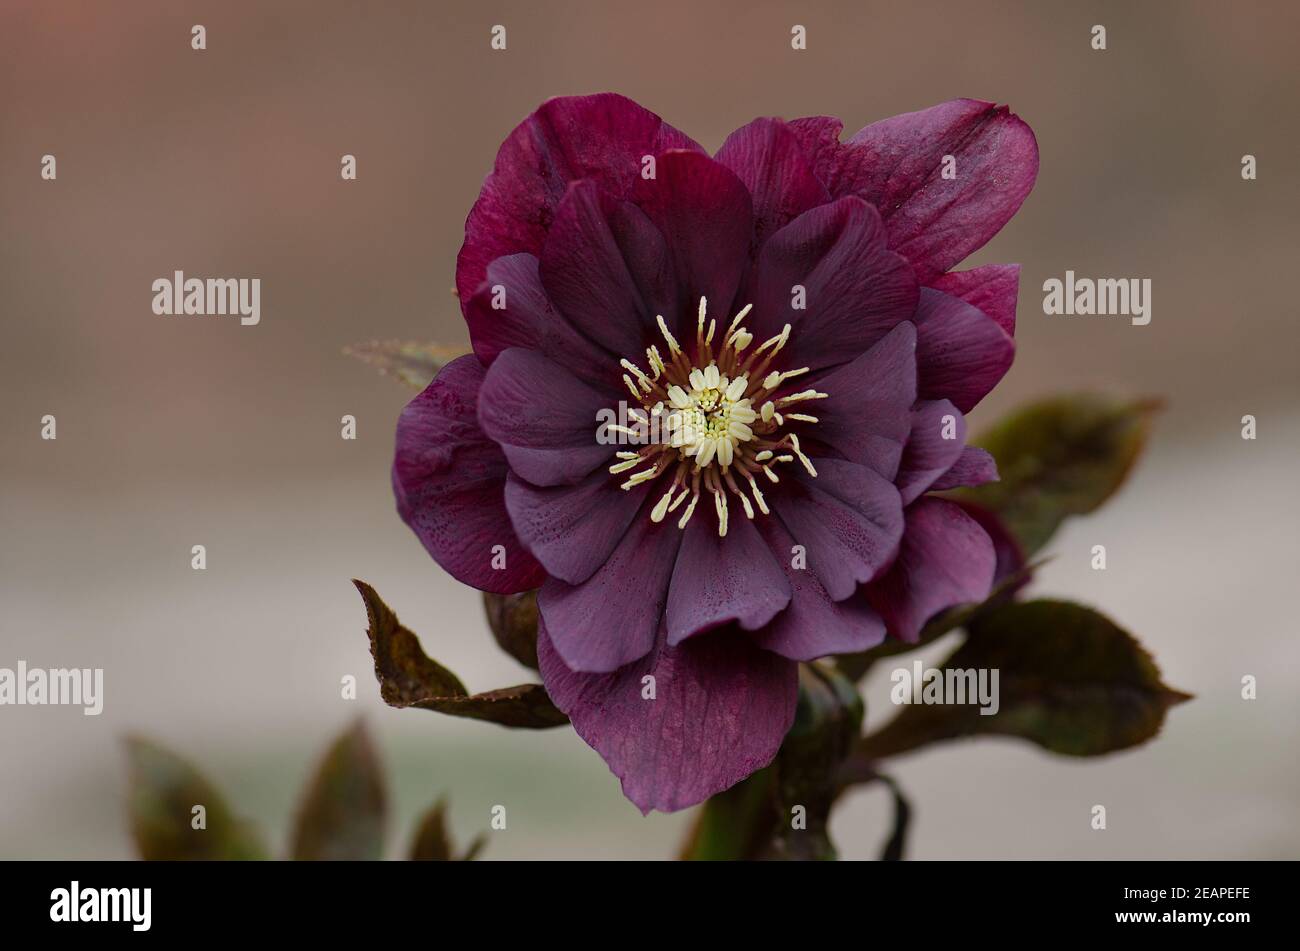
<box><xmin>607</xmin><ymin>297</ymin><xmax>826</xmax><ymax>537</ymax></box>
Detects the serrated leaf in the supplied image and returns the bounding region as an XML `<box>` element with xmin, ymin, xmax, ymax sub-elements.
<box><xmin>949</xmin><ymin>394</ymin><xmax>1159</xmax><ymax>555</ymax></box>
<box><xmin>354</xmin><ymin>580</ymin><xmax>568</xmax><ymax>729</ymax></box>
<box><xmin>290</xmin><ymin>719</ymin><xmax>386</xmax><ymax>861</ymax></box>
<box><xmin>857</xmin><ymin>600</ymin><xmax>1191</xmax><ymax>760</ymax></box>
<box><xmin>125</xmin><ymin>736</ymin><xmax>268</xmax><ymax>861</ymax></box>
<box><xmin>344</xmin><ymin>340</ymin><xmax>468</xmax><ymax>391</ymax></box>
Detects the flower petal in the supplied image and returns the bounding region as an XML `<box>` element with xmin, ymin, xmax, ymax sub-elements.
<box><xmin>503</xmin><ymin>470</ymin><xmax>647</xmax><ymax>587</ymax></box>
<box><xmin>774</xmin><ymin>457</ymin><xmax>904</xmax><ymax>601</ymax></box>
<box><xmin>632</xmin><ymin>150</ymin><xmax>754</xmax><ymax>332</ymax></box>
<box><xmin>751</xmin><ymin>514</ymin><xmax>888</xmax><ymax>661</ymax></box>
<box><xmin>534</xmin><ymin>490</ymin><xmax>683</xmax><ymax>671</ymax></box>
<box><xmin>811</xmin><ymin>321</ymin><xmax>917</xmax><ymax>482</ymax></box>
<box><xmin>477</xmin><ymin>347</ymin><xmax>613</xmax><ymax>486</ymax></box>
<box><xmin>539</xmin><ymin>181</ymin><xmax>675</xmax><ymax>357</ymax></box>
<box><xmin>392</xmin><ymin>355</ymin><xmax>545</xmax><ymax>594</ymax></box>
<box><xmin>456</xmin><ymin>93</ymin><xmax>701</xmax><ymax>302</ymax></box>
<box><xmin>744</xmin><ymin>197</ymin><xmax>918</xmax><ymax>374</ymax></box>
<box><xmin>665</xmin><ymin>511</ymin><xmax>792</xmax><ymax>646</ymax></box>
<box><xmin>838</xmin><ymin>99</ymin><xmax>1038</xmax><ymax>283</ymax></box>
<box><xmin>931</xmin><ymin>446</ymin><xmax>999</xmax><ymax>492</ymax></box>
<box><xmin>913</xmin><ymin>287</ymin><xmax>1015</xmax><ymax>413</ymax></box>
<box><xmin>537</xmin><ymin>620</ymin><xmax>798</xmax><ymax>813</ymax></box>
<box><xmin>930</xmin><ymin>263</ymin><xmax>1021</xmax><ymax>337</ymax></box>
<box><xmin>464</xmin><ymin>253</ymin><xmax>621</xmax><ymax>395</ymax></box>
<box><xmin>865</xmin><ymin>497</ymin><xmax>996</xmax><ymax>643</ymax></box>
<box><xmin>895</xmin><ymin>399</ymin><xmax>967</xmax><ymax>506</ymax></box>
<box><xmin>714</xmin><ymin>117</ymin><xmax>831</xmax><ymax>248</ymax></box>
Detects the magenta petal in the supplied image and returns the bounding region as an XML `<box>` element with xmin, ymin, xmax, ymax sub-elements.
<box><xmin>535</xmin><ymin>492</ymin><xmax>683</xmax><ymax>671</ymax></box>
<box><xmin>895</xmin><ymin>399</ymin><xmax>967</xmax><ymax>506</ymax></box>
<box><xmin>866</xmin><ymin>497</ymin><xmax>996</xmax><ymax>643</ymax></box>
<box><xmin>745</xmin><ymin>197</ymin><xmax>918</xmax><ymax>373</ymax></box>
<box><xmin>952</xmin><ymin>498</ymin><xmax>1027</xmax><ymax>590</ymax></box>
<box><xmin>931</xmin><ymin>446</ymin><xmax>999</xmax><ymax>492</ymax></box>
<box><xmin>539</xmin><ymin>181</ymin><xmax>674</xmax><ymax>357</ymax></box>
<box><xmin>913</xmin><ymin>288</ymin><xmax>1015</xmax><ymax>413</ymax></box>
<box><xmin>752</xmin><ymin>515</ymin><xmax>887</xmax><ymax>661</ymax></box>
<box><xmin>504</xmin><ymin>470</ymin><xmax>645</xmax><ymax>587</ymax></box>
<box><xmin>632</xmin><ymin>150</ymin><xmax>753</xmax><ymax>330</ymax></box>
<box><xmin>930</xmin><ymin>263</ymin><xmax>1021</xmax><ymax>337</ymax></box>
<box><xmin>537</xmin><ymin>621</ymin><xmax>798</xmax><ymax>813</ymax></box>
<box><xmin>456</xmin><ymin>94</ymin><xmax>702</xmax><ymax>303</ymax></box>
<box><xmin>714</xmin><ymin>117</ymin><xmax>831</xmax><ymax>247</ymax></box>
<box><xmin>774</xmin><ymin>457</ymin><xmax>904</xmax><ymax>601</ymax></box>
<box><xmin>842</xmin><ymin>99</ymin><xmax>1039</xmax><ymax>283</ymax></box>
<box><xmin>464</xmin><ymin>253</ymin><xmax>620</xmax><ymax>396</ymax></box>
<box><xmin>393</xmin><ymin>356</ymin><xmax>545</xmax><ymax>594</ymax></box>
<box><xmin>812</xmin><ymin>322</ymin><xmax>917</xmax><ymax>481</ymax></box>
<box><xmin>478</xmin><ymin>348</ymin><xmax>612</xmax><ymax>486</ymax></box>
<box><xmin>665</xmin><ymin>512</ymin><xmax>791</xmax><ymax>646</ymax></box>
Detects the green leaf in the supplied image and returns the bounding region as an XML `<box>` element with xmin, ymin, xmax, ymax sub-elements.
<box><xmin>857</xmin><ymin>600</ymin><xmax>1191</xmax><ymax>760</ymax></box>
<box><xmin>354</xmin><ymin>580</ymin><xmax>569</xmax><ymax>729</ymax></box>
<box><xmin>949</xmin><ymin>394</ymin><xmax>1159</xmax><ymax>555</ymax></box>
<box><xmin>290</xmin><ymin>719</ymin><xmax>387</xmax><ymax>860</ymax></box>
<box><xmin>408</xmin><ymin>797</ymin><xmax>487</xmax><ymax>861</ymax></box>
<box><xmin>344</xmin><ymin>340</ymin><xmax>467</xmax><ymax>391</ymax></box>
<box><xmin>124</xmin><ymin>736</ymin><xmax>268</xmax><ymax>861</ymax></box>
<box><xmin>482</xmin><ymin>590</ymin><xmax>541</xmax><ymax>670</ymax></box>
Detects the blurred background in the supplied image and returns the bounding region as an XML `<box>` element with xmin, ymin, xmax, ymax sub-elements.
<box><xmin>2</xmin><ymin>0</ymin><xmax>1297</xmax><ymax>859</ymax></box>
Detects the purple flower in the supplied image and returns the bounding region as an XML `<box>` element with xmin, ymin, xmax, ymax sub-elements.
<box><xmin>394</xmin><ymin>94</ymin><xmax>1038</xmax><ymax>812</ymax></box>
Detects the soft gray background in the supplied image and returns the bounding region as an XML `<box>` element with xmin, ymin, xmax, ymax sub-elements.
<box><xmin>1</xmin><ymin>0</ymin><xmax>1297</xmax><ymax>859</ymax></box>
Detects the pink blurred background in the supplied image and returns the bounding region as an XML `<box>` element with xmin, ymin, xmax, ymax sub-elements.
<box><xmin>2</xmin><ymin>0</ymin><xmax>1297</xmax><ymax>858</ymax></box>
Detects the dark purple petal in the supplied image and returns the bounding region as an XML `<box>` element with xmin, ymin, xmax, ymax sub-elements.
<box><xmin>773</xmin><ymin>457</ymin><xmax>904</xmax><ymax>601</ymax></box>
<box><xmin>913</xmin><ymin>287</ymin><xmax>1015</xmax><ymax>413</ymax></box>
<box><xmin>456</xmin><ymin>94</ymin><xmax>702</xmax><ymax>302</ymax></box>
<box><xmin>930</xmin><ymin>263</ymin><xmax>1021</xmax><ymax>337</ymax></box>
<box><xmin>538</xmin><ymin>181</ymin><xmax>675</xmax><ymax>357</ymax></box>
<box><xmin>534</xmin><ymin>492</ymin><xmax>683</xmax><ymax>671</ymax></box>
<box><xmin>865</xmin><ymin>497</ymin><xmax>996</xmax><ymax>642</ymax></box>
<box><xmin>838</xmin><ymin>99</ymin><xmax>1038</xmax><ymax>283</ymax></box>
<box><xmin>752</xmin><ymin>515</ymin><xmax>888</xmax><ymax>661</ymax></box>
<box><xmin>714</xmin><ymin>117</ymin><xmax>831</xmax><ymax>248</ymax></box>
<box><xmin>786</xmin><ymin>116</ymin><xmax>871</xmax><ymax>198</ymax></box>
<box><xmin>464</xmin><ymin>254</ymin><xmax>621</xmax><ymax>395</ymax></box>
<box><xmin>503</xmin><ymin>470</ymin><xmax>646</xmax><ymax>587</ymax></box>
<box><xmin>931</xmin><ymin>446</ymin><xmax>999</xmax><ymax>492</ymax></box>
<box><xmin>477</xmin><ymin>348</ymin><xmax>612</xmax><ymax>486</ymax></box>
<box><xmin>392</xmin><ymin>355</ymin><xmax>545</xmax><ymax>594</ymax></box>
<box><xmin>811</xmin><ymin>321</ymin><xmax>917</xmax><ymax>482</ymax></box>
<box><xmin>951</xmin><ymin>499</ymin><xmax>1028</xmax><ymax>591</ymax></box>
<box><xmin>537</xmin><ymin>621</ymin><xmax>798</xmax><ymax>813</ymax></box>
<box><xmin>632</xmin><ymin>150</ymin><xmax>753</xmax><ymax>332</ymax></box>
<box><xmin>665</xmin><ymin>511</ymin><xmax>791</xmax><ymax>646</ymax></box>
<box><xmin>744</xmin><ymin>197</ymin><xmax>918</xmax><ymax>374</ymax></box>
<box><xmin>895</xmin><ymin>399</ymin><xmax>967</xmax><ymax>506</ymax></box>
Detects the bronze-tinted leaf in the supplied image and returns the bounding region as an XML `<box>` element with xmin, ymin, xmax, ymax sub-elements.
<box><xmin>354</xmin><ymin>580</ymin><xmax>568</xmax><ymax>729</ymax></box>
<box><xmin>408</xmin><ymin>797</ymin><xmax>487</xmax><ymax>861</ymax></box>
<box><xmin>290</xmin><ymin>719</ymin><xmax>386</xmax><ymax>861</ymax></box>
<box><xmin>483</xmin><ymin>590</ymin><xmax>541</xmax><ymax>670</ymax></box>
<box><xmin>344</xmin><ymin>340</ymin><xmax>468</xmax><ymax>391</ymax></box>
<box><xmin>124</xmin><ymin>736</ymin><xmax>267</xmax><ymax>861</ymax></box>
<box><xmin>949</xmin><ymin>394</ymin><xmax>1159</xmax><ymax>555</ymax></box>
<box><xmin>857</xmin><ymin>600</ymin><xmax>1191</xmax><ymax>760</ymax></box>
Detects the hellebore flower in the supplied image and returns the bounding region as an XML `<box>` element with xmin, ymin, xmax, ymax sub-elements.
<box><xmin>394</xmin><ymin>94</ymin><xmax>1038</xmax><ymax>812</ymax></box>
